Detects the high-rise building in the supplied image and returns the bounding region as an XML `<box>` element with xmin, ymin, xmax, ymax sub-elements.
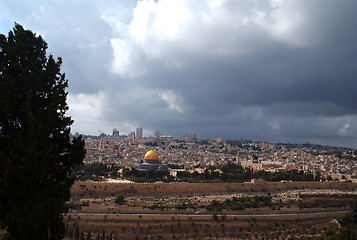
<box><xmin>112</xmin><ymin>128</ymin><xmax>119</xmax><ymax>137</ymax></box>
<box><xmin>154</xmin><ymin>129</ymin><xmax>161</xmax><ymax>138</ymax></box>
<box><xmin>179</xmin><ymin>132</ymin><xmax>197</xmax><ymax>140</ymax></box>
<box><xmin>128</xmin><ymin>131</ymin><xmax>135</xmax><ymax>139</ymax></box>
<box><xmin>136</xmin><ymin>127</ymin><xmax>143</xmax><ymax>139</ymax></box>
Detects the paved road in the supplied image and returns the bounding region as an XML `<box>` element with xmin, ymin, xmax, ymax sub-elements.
<box><xmin>67</xmin><ymin>209</ymin><xmax>351</xmax><ymax>217</ymax></box>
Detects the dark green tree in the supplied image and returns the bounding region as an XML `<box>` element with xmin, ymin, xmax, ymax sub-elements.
<box><xmin>0</xmin><ymin>24</ymin><xmax>86</xmax><ymax>239</ymax></box>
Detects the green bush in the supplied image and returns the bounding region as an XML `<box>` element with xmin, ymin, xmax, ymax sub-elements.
<box><xmin>80</xmin><ymin>201</ymin><xmax>90</xmax><ymax>207</ymax></box>
<box><xmin>115</xmin><ymin>193</ymin><xmax>125</xmax><ymax>205</ymax></box>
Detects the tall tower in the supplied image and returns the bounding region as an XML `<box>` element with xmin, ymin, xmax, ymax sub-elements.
<box><xmin>98</xmin><ymin>138</ymin><xmax>104</xmax><ymax>152</ymax></box>
<box><xmin>236</xmin><ymin>151</ymin><xmax>241</xmax><ymax>165</ymax></box>
<box><xmin>136</xmin><ymin>127</ymin><xmax>143</xmax><ymax>139</ymax></box>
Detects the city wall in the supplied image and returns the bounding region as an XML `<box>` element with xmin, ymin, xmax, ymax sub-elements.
<box><xmin>71</xmin><ymin>180</ymin><xmax>357</xmax><ymax>196</ymax></box>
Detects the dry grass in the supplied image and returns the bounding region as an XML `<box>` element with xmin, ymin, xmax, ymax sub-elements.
<box><xmin>64</xmin><ymin>211</ymin><xmax>343</xmax><ymax>240</ymax></box>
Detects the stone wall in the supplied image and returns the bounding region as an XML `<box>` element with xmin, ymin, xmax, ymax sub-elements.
<box><xmin>71</xmin><ymin>180</ymin><xmax>357</xmax><ymax>196</ymax></box>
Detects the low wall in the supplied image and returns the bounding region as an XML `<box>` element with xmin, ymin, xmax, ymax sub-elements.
<box><xmin>71</xmin><ymin>180</ymin><xmax>357</xmax><ymax>196</ymax></box>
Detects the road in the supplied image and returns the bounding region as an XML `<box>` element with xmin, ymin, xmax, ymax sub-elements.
<box><xmin>67</xmin><ymin>209</ymin><xmax>351</xmax><ymax>217</ymax></box>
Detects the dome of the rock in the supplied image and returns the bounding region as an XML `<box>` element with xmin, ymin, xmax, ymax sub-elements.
<box><xmin>135</xmin><ymin>150</ymin><xmax>167</xmax><ymax>170</ymax></box>
<box><xmin>144</xmin><ymin>150</ymin><xmax>159</xmax><ymax>160</ymax></box>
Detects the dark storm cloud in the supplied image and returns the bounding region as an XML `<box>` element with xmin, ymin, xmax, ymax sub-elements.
<box><xmin>1</xmin><ymin>0</ymin><xmax>357</xmax><ymax>148</ymax></box>
<box><xmin>103</xmin><ymin>0</ymin><xmax>357</xmax><ymax>147</ymax></box>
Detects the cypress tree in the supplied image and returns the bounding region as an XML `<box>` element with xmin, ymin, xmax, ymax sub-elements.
<box><xmin>0</xmin><ymin>24</ymin><xmax>85</xmax><ymax>239</ymax></box>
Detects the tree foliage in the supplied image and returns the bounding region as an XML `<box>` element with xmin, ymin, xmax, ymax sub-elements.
<box><xmin>122</xmin><ymin>167</ymin><xmax>173</xmax><ymax>182</ymax></box>
<box><xmin>175</xmin><ymin>163</ymin><xmax>319</xmax><ymax>183</ymax></box>
<box><xmin>0</xmin><ymin>24</ymin><xmax>86</xmax><ymax>239</ymax></box>
<box><xmin>74</xmin><ymin>163</ymin><xmax>121</xmax><ymax>181</ymax></box>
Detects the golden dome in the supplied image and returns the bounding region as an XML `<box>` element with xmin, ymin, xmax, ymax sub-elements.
<box><xmin>144</xmin><ymin>150</ymin><xmax>159</xmax><ymax>160</ymax></box>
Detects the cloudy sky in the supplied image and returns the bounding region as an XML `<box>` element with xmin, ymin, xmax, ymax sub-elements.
<box><xmin>1</xmin><ymin>0</ymin><xmax>357</xmax><ymax>148</ymax></box>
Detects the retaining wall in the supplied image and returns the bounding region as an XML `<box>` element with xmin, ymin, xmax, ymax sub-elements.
<box><xmin>71</xmin><ymin>180</ymin><xmax>357</xmax><ymax>196</ymax></box>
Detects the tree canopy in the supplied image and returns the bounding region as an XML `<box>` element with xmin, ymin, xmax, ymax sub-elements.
<box><xmin>0</xmin><ymin>24</ymin><xmax>86</xmax><ymax>239</ymax></box>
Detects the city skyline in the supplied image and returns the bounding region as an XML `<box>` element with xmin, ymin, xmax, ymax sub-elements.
<box><xmin>1</xmin><ymin>1</ymin><xmax>357</xmax><ymax>148</ymax></box>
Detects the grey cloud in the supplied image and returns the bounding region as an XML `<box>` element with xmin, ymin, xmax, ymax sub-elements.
<box><xmin>2</xmin><ymin>0</ymin><xmax>357</xmax><ymax>148</ymax></box>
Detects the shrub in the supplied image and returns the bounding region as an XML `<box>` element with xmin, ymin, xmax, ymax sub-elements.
<box><xmin>80</xmin><ymin>201</ymin><xmax>90</xmax><ymax>207</ymax></box>
<box><xmin>212</xmin><ymin>214</ymin><xmax>219</xmax><ymax>222</ymax></box>
<box><xmin>115</xmin><ymin>193</ymin><xmax>125</xmax><ymax>205</ymax></box>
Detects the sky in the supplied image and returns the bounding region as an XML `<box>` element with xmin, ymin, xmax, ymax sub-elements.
<box><xmin>1</xmin><ymin>0</ymin><xmax>357</xmax><ymax>148</ymax></box>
